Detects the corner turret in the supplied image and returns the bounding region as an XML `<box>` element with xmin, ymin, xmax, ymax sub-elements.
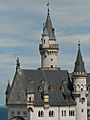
<box><xmin>72</xmin><ymin>41</ymin><xmax>88</xmax><ymax>120</ymax></box>
<box><xmin>73</xmin><ymin>41</ymin><xmax>86</xmax><ymax>76</ymax></box>
<box><xmin>27</xmin><ymin>81</ymin><xmax>34</xmax><ymax>111</ymax></box>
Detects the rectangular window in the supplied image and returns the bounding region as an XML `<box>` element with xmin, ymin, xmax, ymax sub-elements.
<box><xmin>69</xmin><ymin>110</ymin><xmax>75</xmax><ymax>116</ymax></box>
<box><xmin>62</xmin><ymin>110</ymin><xmax>66</xmax><ymax>117</ymax></box>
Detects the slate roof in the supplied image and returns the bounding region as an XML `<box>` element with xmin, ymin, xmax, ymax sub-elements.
<box><xmin>18</xmin><ymin>69</ymin><xmax>75</xmax><ymax>106</ymax></box>
<box><xmin>74</xmin><ymin>43</ymin><xmax>86</xmax><ymax>73</ymax></box>
<box><xmin>45</xmin><ymin>9</ymin><xmax>56</xmax><ymax>40</ymax></box>
<box><xmin>42</xmin><ymin>27</ymin><xmax>49</xmax><ymax>36</ymax></box>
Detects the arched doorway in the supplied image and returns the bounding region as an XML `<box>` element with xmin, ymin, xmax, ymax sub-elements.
<box><xmin>9</xmin><ymin>116</ymin><xmax>25</xmax><ymax>120</ymax></box>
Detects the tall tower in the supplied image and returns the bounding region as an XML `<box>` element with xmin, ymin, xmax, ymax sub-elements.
<box><xmin>72</xmin><ymin>42</ymin><xmax>88</xmax><ymax>120</ymax></box>
<box><xmin>39</xmin><ymin>5</ymin><xmax>59</xmax><ymax>70</ymax></box>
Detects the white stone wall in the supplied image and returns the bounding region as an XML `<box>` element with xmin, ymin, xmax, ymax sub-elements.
<box><xmin>49</xmin><ymin>40</ymin><xmax>56</xmax><ymax>44</ymax></box>
<box><xmin>87</xmin><ymin>105</ymin><xmax>90</xmax><ymax>120</ymax></box>
<box><xmin>41</xmin><ymin>54</ymin><xmax>57</xmax><ymax>68</ymax></box>
<box><xmin>42</xmin><ymin>36</ymin><xmax>49</xmax><ymax>48</ymax></box>
<box><xmin>8</xmin><ymin>106</ymin><xmax>28</xmax><ymax>120</ymax></box>
<box><xmin>41</xmin><ymin>35</ymin><xmax>58</xmax><ymax>68</ymax></box>
<box><xmin>73</xmin><ymin>77</ymin><xmax>87</xmax><ymax>92</ymax></box>
<box><xmin>29</xmin><ymin>106</ymin><xmax>76</xmax><ymax>120</ymax></box>
<box><xmin>75</xmin><ymin>97</ymin><xmax>87</xmax><ymax>120</ymax></box>
<box><xmin>73</xmin><ymin>76</ymin><xmax>87</xmax><ymax>120</ymax></box>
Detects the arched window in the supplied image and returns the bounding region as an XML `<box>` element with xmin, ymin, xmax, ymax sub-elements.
<box><xmin>81</xmin><ymin>88</ymin><xmax>83</xmax><ymax>91</ymax></box>
<box><xmin>17</xmin><ymin>111</ymin><xmax>20</xmax><ymax>115</ymax></box>
<box><xmin>38</xmin><ymin>111</ymin><xmax>40</xmax><ymax>117</ymax></box>
<box><xmin>49</xmin><ymin>110</ymin><xmax>54</xmax><ymax>117</ymax></box>
<box><xmin>38</xmin><ymin>111</ymin><xmax>44</xmax><ymax>117</ymax></box>
<box><xmin>44</xmin><ymin>40</ymin><xmax>45</xmax><ymax>44</ymax></box>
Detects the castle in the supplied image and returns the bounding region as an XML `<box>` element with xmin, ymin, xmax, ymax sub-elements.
<box><xmin>6</xmin><ymin>5</ymin><xmax>90</xmax><ymax>120</ymax></box>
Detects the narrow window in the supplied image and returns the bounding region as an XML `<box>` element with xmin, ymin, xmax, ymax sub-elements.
<box><xmin>62</xmin><ymin>110</ymin><xmax>66</xmax><ymax>117</ymax></box>
<box><xmin>17</xmin><ymin>111</ymin><xmax>20</xmax><ymax>115</ymax></box>
<box><xmin>62</xmin><ymin>111</ymin><xmax>63</xmax><ymax>116</ymax></box>
<box><xmin>38</xmin><ymin>111</ymin><xmax>40</xmax><ymax>117</ymax></box>
<box><xmin>81</xmin><ymin>88</ymin><xmax>83</xmax><ymax>91</ymax></box>
<box><xmin>82</xmin><ymin>109</ymin><xmax>84</xmax><ymax>112</ymax></box>
<box><xmin>41</xmin><ymin>111</ymin><xmax>44</xmax><ymax>117</ymax></box>
<box><xmin>64</xmin><ymin>110</ymin><xmax>66</xmax><ymax>116</ymax></box>
<box><xmin>51</xmin><ymin>65</ymin><xmax>53</xmax><ymax>68</ymax></box>
<box><xmin>49</xmin><ymin>111</ymin><xmax>54</xmax><ymax>117</ymax></box>
<box><xmin>38</xmin><ymin>111</ymin><xmax>44</xmax><ymax>117</ymax></box>
<box><xmin>11</xmin><ymin>111</ymin><xmax>14</xmax><ymax>115</ymax></box>
<box><xmin>29</xmin><ymin>97</ymin><xmax>31</xmax><ymax>102</ymax></box>
<box><xmin>69</xmin><ymin>110</ymin><xmax>75</xmax><ymax>116</ymax></box>
<box><xmin>44</xmin><ymin>40</ymin><xmax>45</xmax><ymax>44</ymax></box>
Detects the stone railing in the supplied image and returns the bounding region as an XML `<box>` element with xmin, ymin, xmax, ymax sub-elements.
<box><xmin>39</xmin><ymin>44</ymin><xmax>59</xmax><ymax>50</ymax></box>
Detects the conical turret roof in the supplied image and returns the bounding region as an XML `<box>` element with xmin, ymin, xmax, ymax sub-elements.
<box><xmin>42</xmin><ymin>26</ymin><xmax>49</xmax><ymax>36</ymax></box>
<box><xmin>74</xmin><ymin>42</ymin><xmax>86</xmax><ymax>73</ymax></box>
<box><xmin>27</xmin><ymin>81</ymin><xmax>34</xmax><ymax>94</ymax></box>
<box><xmin>44</xmin><ymin>8</ymin><xmax>56</xmax><ymax>40</ymax></box>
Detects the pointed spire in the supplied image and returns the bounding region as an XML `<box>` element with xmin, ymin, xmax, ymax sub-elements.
<box><xmin>74</xmin><ymin>41</ymin><xmax>86</xmax><ymax>73</ymax></box>
<box><xmin>42</xmin><ymin>26</ymin><xmax>49</xmax><ymax>36</ymax></box>
<box><xmin>47</xmin><ymin>1</ymin><xmax>50</xmax><ymax>15</ymax></box>
<box><xmin>6</xmin><ymin>80</ymin><xmax>11</xmax><ymax>94</ymax></box>
<box><xmin>27</xmin><ymin>81</ymin><xmax>34</xmax><ymax>94</ymax></box>
<box><xmin>45</xmin><ymin>2</ymin><xmax>56</xmax><ymax>40</ymax></box>
<box><xmin>44</xmin><ymin>82</ymin><xmax>49</xmax><ymax>95</ymax></box>
<box><xmin>16</xmin><ymin>57</ymin><xmax>20</xmax><ymax>69</ymax></box>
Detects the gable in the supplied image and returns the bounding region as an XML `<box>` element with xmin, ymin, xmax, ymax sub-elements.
<box><xmin>8</xmin><ymin>73</ymin><xmax>27</xmax><ymax>104</ymax></box>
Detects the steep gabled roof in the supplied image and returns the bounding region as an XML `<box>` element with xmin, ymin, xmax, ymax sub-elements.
<box><xmin>20</xmin><ymin>69</ymin><xmax>75</xmax><ymax>105</ymax></box>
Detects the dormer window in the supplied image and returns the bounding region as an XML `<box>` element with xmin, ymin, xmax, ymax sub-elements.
<box><xmin>62</xmin><ymin>80</ymin><xmax>66</xmax><ymax>84</ymax></box>
<box><xmin>50</xmin><ymin>86</ymin><xmax>54</xmax><ymax>92</ymax></box>
<box><xmin>61</xmin><ymin>86</ymin><xmax>64</xmax><ymax>92</ymax></box>
<box><xmin>38</xmin><ymin>86</ymin><xmax>43</xmax><ymax>92</ymax></box>
<box><xmin>41</xmin><ymin>80</ymin><xmax>45</xmax><ymax>84</ymax></box>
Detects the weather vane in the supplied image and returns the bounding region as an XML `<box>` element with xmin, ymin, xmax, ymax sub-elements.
<box><xmin>47</xmin><ymin>1</ymin><xmax>49</xmax><ymax>7</ymax></box>
<box><xmin>78</xmin><ymin>40</ymin><xmax>80</xmax><ymax>50</ymax></box>
<box><xmin>47</xmin><ymin>1</ymin><xmax>50</xmax><ymax>15</ymax></box>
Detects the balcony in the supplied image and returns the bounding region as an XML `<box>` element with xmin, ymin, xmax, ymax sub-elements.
<box><xmin>39</xmin><ymin>44</ymin><xmax>59</xmax><ymax>50</ymax></box>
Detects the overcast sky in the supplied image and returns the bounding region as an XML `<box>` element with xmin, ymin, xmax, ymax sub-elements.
<box><xmin>0</xmin><ymin>0</ymin><xmax>90</xmax><ymax>106</ymax></box>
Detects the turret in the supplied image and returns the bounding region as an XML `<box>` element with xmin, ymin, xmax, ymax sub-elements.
<box><xmin>43</xmin><ymin>82</ymin><xmax>49</xmax><ymax>103</ymax></box>
<box><xmin>16</xmin><ymin>57</ymin><xmax>21</xmax><ymax>74</ymax></box>
<box><xmin>27</xmin><ymin>81</ymin><xmax>34</xmax><ymax>110</ymax></box>
<box><xmin>72</xmin><ymin>41</ymin><xmax>88</xmax><ymax>120</ymax></box>
<box><xmin>43</xmin><ymin>82</ymin><xmax>49</xmax><ymax>109</ymax></box>
<box><xmin>39</xmin><ymin>4</ymin><xmax>59</xmax><ymax>70</ymax></box>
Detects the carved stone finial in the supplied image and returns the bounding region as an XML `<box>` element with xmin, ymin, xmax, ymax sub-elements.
<box><xmin>47</xmin><ymin>1</ymin><xmax>50</xmax><ymax>15</ymax></box>
<box><xmin>16</xmin><ymin>57</ymin><xmax>20</xmax><ymax>68</ymax></box>
<box><xmin>78</xmin><ymin>40</ymin><xmax>80</xmax><ymax>50</ymax></box>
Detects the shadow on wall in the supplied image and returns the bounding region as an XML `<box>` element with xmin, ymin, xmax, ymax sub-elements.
<box><xmin>9</xmin><ymin>116</ymin><xmax>25</xmax><ymax>120</ymax></box>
